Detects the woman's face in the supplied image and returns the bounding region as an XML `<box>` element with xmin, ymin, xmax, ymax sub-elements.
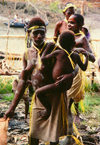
<box><xmin>64</xmin><ymin>7</ymin><xmax>75</xmax><ymax>20</ymax></box>
<box><xmin>67</xmin><ymin>15</ymin><xmax>79</xmax><ymax>33</ymax></box>
<box><xmin>31</xmin><ymin>29</ymin><xmax>46</xmax><ymax>46</ymax></box>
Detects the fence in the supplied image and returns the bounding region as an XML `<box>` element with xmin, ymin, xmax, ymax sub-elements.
<box><xmin>0</xmin><ymin>34</ymin><xmax>100</xmax><ymax>95</ymax></box>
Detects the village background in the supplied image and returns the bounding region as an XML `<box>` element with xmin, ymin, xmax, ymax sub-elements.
<box><xmin>0</xmin><ymin>0</ymin><xmax>100</xmax><ymax>144</ymax></box>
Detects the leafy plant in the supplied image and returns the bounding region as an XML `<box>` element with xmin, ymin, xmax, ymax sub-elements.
<box><xmin>91</xmin><ymin>82</ymin><xmax>99</xmax><ymax>92</ymax></box>
<box><xmin>85</xmin><ymin>82</ymin><xmax>99</xmax><ymax>92</ymax></box>
<box><xmin>0</xmin><ymin>77</ymin><xmax>13</xmax><ymax>94</ymax></box>
<box><xmin>1</xmin><ymin>93</ymin><xmax>14</xmax><ymax>101</ymax></box>
<box><xmin>49</xmin><ymin>1</ymin><xmax>61</xmax><ymax>13</ymax></box>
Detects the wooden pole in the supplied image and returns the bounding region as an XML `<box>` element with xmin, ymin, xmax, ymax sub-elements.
<box><xmin>81</xmin><ymin>0</ymin><xmax>87</xmax><ymax>15</ymax></box>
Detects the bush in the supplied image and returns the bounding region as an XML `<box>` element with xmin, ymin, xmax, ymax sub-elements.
<box><xmin>0</xmin><ymin>78</ymin><xmax>13</xmax><ymax>94</ymax></box>
<box><xmin>49</xmin><ymin>1</ymin><xmax>61</xmax><ymax>13</ymax></box>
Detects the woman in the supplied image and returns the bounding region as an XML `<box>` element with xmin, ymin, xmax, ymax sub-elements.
<box><xmin>4</xmin><ymin>17</ymin><xmax>78</xmax><ymax>145</ymax></box>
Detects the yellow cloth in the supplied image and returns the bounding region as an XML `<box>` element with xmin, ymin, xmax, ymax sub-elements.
<box><xmin>68</xmin><ymin>68</ymin><xmax>84</xmax><ymax>102</ymax></box>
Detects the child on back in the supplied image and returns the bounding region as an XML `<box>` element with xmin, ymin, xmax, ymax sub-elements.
<box><xmin>36</xmin><ymin>30</ymin><xmax>89</xmax><ymax>117</ymax></box>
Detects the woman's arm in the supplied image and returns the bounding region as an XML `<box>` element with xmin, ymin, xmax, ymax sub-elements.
<box><xmin>82</xmin><ymin>37</ymin><xmax>95</xmax><ymax>62</ymax></box>
<box><xmin>23</xmin><ymin>53</ymin><xmax>27</xmax><ymax>69</ymax></box>
<box><xmin>4</xmin><ymin>64</ymin><xmax>34</xmax><ymax>119</ymax></box>
<box><xmin>55</xmin><ymin>65</ymin><xmax>79</xmax><ymax>87</ymax></box>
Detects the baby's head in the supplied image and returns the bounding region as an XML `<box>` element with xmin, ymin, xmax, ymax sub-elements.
<box><xmin>59</xmin><ymin>30</ymin><xmax>75</xmax><ymax>51</ymax></box>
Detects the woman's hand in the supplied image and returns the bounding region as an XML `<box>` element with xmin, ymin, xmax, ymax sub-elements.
<box><xmin>55</xmin><ymin>74</ymin><xmax>73</xmax><ymax>86</ymax></box>
<box><xmin>4</xmin><ymin>109</ymin><xmax>15</xmax><ymax>120</ymax></box>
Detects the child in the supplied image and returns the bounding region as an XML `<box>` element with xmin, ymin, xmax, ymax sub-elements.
<box><xmin>54</xmin><ymin>2</ymin><xmax>76</xmax><ymax>43</ymax></box>
<box><xmin>36</xmin><ymin>30</ymin><xmax>89</xmax><ymax>117</ymax></box>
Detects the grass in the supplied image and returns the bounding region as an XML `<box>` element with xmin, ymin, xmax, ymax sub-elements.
<box><xmin>81</xmin><ymin>92</ymin><xmax>100</xmax><ymax>112</ymax></box>
<box><xmin>79</xmin><ymin>82</ymin><xmax>100</xmax><ymax>112</ymax></box>
<box><xmin>0</xmin><ymin>78</ymin><xmax>100</xmax><ymax>116</ymax></box>
<box><xmin>0</xmin><ymin>93</ymin><xmax>14</xmax><ymax>101</ymax></box>
<box><xmin>0</xmin><ymin>77</ymin><xmax>13</xmax><ymax>94</ymax></box>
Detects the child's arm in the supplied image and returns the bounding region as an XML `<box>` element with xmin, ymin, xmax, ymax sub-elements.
<box><xmin>74</xmin><ymin>45</ymin><xmax>95</xmax><ymax>63</ymax></box>
<box><xmin>75</xmin><ymin>51</ymin><xmax>89</xmax><ymax>71</ymax></box>
<box><xmin>41</xmin><ymin>50</ymin><xmax>61</xmax><ymax>63</ymax></box>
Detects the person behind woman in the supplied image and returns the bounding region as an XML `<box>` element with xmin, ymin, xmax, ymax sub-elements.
<box><xmin>4</xmin><ymin>17</ymin><xmax>78</xmax><ymax>145</ymax></box>
<box><xmin>67</xmin><ymin>14</ymin><xmax>95</xmax><ymax>121</ymax></box>
<box><xmin>54</xmin><ymin>2</ymin><xmax>76</xmax><ymax>43</ymax></box>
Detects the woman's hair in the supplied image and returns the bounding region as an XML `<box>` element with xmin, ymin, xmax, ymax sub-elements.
<box><xmin>27</xmin><ymin>17</ymin><xmax>46</xmax><ymax>29</ymax></box>
<box><xmin>74</xmin><ymin>14</ymin><xmax>84</xmax><ymax>26</ymax></box>
<box><xmin>59</xmin><ymin>30</ymin><xmax>75</xmax><ymax>50</ymax></box>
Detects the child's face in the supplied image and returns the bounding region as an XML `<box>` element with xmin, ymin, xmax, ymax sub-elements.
<box><xmin>64</xmin><ymin>7</ymin><xmax>75</xmax><ymax>20</ymax></box>
<box><xmin>32</xmin><ymin>29</ymin><xmax>46</xmax><ymax>46</ymax></box>
<box><xmin>67</xmin><ymin>15</ymin><xmax>79</xmax><ymax>33</ymax></box>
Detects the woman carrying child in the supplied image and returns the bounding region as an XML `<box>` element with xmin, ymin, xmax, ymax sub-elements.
<box><xmin>4</xmin><ymin>17</ymin><xmax>78</xmax><ymax>145</ymax></box>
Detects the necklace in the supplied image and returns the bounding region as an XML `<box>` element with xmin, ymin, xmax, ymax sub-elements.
<box><xmin>75</xmin><ymin>31</ymin><xmax>84</xmax><ymax>36</ymax></box>
<box><xmin>60</xmin><ymin>47</ymin><xmax>75</xmax><ymax>69</ymax></box>
<box><xmin>64</xmin><ymin>18</ymin><xmax>68</xmax><ymax>24</ymax></box>
<box><xmin>32</xmin><ymin>42</ymin><xmax>46</xmax><ymax>69</ymax></box>
<box><xmin>33</xmin><ymin>42</ymin><xmax>46</xmax><ymax>55</ymax></box>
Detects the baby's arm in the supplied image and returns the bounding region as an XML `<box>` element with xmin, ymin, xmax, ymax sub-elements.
<box><xmin>76</xmin><ymin>51</ymin><xmax>89</xmax><ymax>71</ymax></box>
<box><xmin>36</xmin><ymin>83</ymin><xmax>58</xmax><ymax>98</ymax></box>
<box><xmin>41</xmin><ymin>50</ymin><xmax>60</xmax><ymax>63</ymax></box>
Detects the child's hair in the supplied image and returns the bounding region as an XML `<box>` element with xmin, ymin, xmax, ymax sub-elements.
<box><xmin>59</xmin><ymin>30</ymin><xmax>75</xmax><ymax>50</ymax></box>
<box><xmin>27</xmin><ymin>17</ymin><xmax>46</xmax><ymax>29</ymax></box>
<box><xmin>74</xmin><ymin>14</ymin><xmax>84</xmax><ymax>26</ymax></box>
<box><xmin>63</xmin><ymin>2</ymin><xmax>76</xmax><ymax>13</ymax></box>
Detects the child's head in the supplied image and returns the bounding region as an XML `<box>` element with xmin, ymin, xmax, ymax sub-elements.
<box><xmin>68</xmin><ymin>14</ymin><xmax>84</xmax><ymax>33</ymax></box>
<box><xmin>63</xmin><ymin>2</ymin><xmax>76</xmax><ymax>20</ymax></box>
<box><xmin>27</xmin><ymin>17</ymin><xmax>46</xmax><ymax>46</ymax></box>
<box><xmin>59</xmin><ymin>30</ymin><xmax>75</xmax><ymax>51</ymax></box>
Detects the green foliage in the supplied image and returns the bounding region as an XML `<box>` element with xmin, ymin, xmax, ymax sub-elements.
<box><xmin>91</xmin><ymin>83</ymin><xmax>99</xmax><ymax>92</ymax></box>
<box><xmin>1</xmin><ymin>93</ymin><xmax>14</xmax><ymax>101</ymax></box>
<box><xmin>0</xmin><ymin>78</ymin><xmax>13</xmax><ymax>94</ymax></box>
<box><xmin>79</xmin><ymin>92</ymin><xmax>100</xmax><ymax>113</ymax></box>
<box><xmin>85</xmin><ymin>82</ymin><xmax>100</xmax><ymax>92</ymax></box>
<box><xmin>49</xmin><ymin>1</ymin><xmax>61</xmax><ymax>13</ymax></box>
